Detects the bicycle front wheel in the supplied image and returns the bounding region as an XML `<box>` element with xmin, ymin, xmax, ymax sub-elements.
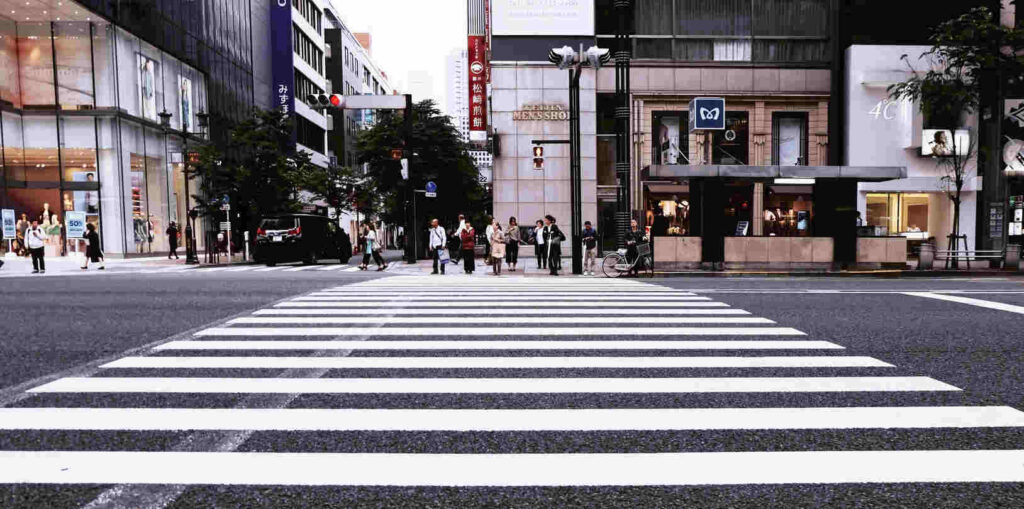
<box><xmin>601</xmin><ymin>254</ymin><xmax>626</xmax><ymax>278</ymax></box>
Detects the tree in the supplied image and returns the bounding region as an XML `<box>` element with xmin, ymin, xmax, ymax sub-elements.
<box><xmin>888</xmin><ymin>6</ymin><xmax>1024</xmax><ymax>261</ymax></box>
<box><xmin>355</xmin><ymin>99</ymin><xmax>488</xmax><ymax>228</ymax></box>
<box><xmin>189</xmin><ymin>108</ymin><xmax>319</xmax><ymax>234</ymax></box>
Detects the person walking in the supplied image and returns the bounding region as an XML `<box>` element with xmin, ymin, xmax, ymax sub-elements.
<box><xmin>166</xmin><ymin>222</ymin><xmax>180</xmax><ymax>260</ymax></box>
<box><xmin>367</xmin><ymin>223</ymin><xmax>387</xmax><ymax>271</ymax></box>
<box><xmin>485</xmin><ymin>219</ymin><xmax>495</xmax><ymax>265</ymax></box>
<box><xmin>582</xmin><ymin>220</ymin><xmax>598</xmax><ymax>276</ymax></box>
<box><xmin>532</xmin><ymin>219</ymin><xmax>546</xmax><ymax>271</ymax></box>
<box><xmin>450</xmin><ymin>214</ymin><xmax>466</xmax><ymax>265</ymax></box>
<box><xmin>543</xmin><ymin>215</ymin><xmax>565</xmax><ymax>276</ymax></box>
<box><xmin>505</xmin><ymin>216</ymin><xmax>521</xmax><ymax>272</ymax></box>
<box><xmin>428</xmin><ymin>218</ymin><xmax>447</xmax><ymax>275</ymax></box>
<box><xmin>358</xmin><ymin>224</ymin><xmax>370</xmax><ymax>270</ymax></box>
<box><xmin>26</xmin><ymin>220</ymin><xmax>46</xmax><ymax>274</ymax></box>
<box><xmin>82</xmin><ymin>223</ymin><xmax>105</xmax><ymax>270</ymax></box>
<box><xmin>490</xmin><ymin>221</ymin><xmax>505</xmax><ymax>276</ymax></box>
<box><xmin>460</xmin><ymin>219</ymin><xmax>476</xmax><ymax>274</ymax></box>
<box><xmin>16</xmin><ymin>213</ymin><xmax>28</xmax><ymax>256</ymax></box>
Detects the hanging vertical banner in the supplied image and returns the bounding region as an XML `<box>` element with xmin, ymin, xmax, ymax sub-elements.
<box><xmin>270</xmin><ymin>0</ymin><xmax>295</xmax><ymax>121</ymax></box>
<box><xmin>484</xmin><ymin>0</ymin><xmax>491</xmax><ymax>84</ymax></box>
<box><xmin>468</xmin><ymin>34</ymin><xmax>488</xmax><ymax>142</ymax></box>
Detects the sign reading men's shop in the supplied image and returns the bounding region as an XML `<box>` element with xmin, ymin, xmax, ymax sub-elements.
<box><xmin>689</xmin><ymin>97</ymin><xmax>726</xmax><ymax>132</ymax></box>
<box><xmin>513</xmin><ymin>104</ymin><xmax>569</xmax><ymax>121</ymax></box>
<box><xmin>270</xmin><ymin>0</ymin><xmax>295</xmax><ymax>125</ymax></box>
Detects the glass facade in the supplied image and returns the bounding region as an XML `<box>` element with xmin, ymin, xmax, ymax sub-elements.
<box><xmin>1</xmin><ymin>6</ymin><xmax>209</xmax><ymax>256</ymax></box>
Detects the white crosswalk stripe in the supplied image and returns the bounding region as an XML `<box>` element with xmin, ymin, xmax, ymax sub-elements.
<box><xmin>6</xmin><ymin>275</ymin><xmax>1024</xmax><ymax>494</ymax></box>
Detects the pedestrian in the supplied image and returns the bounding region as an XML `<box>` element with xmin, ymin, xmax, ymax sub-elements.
<box><xmin>543</xmin><ymin>215</ymin><xmax>565</xmax><ymax>276</ymax></box>
<box><xmin>81</xmin><ymin>223</ymin><xmax>105</xmax><ymax>270</ymax></box>
<box><xmin>364</xmin><ymin>223</ymin><xmax>387</xmax><ymax>271</ymax></box>
<box><xmin>26</xmin><ymin>220</ymin><xmax>46</xmax><ymax>274</ymax></box>
<box><xmin>490</xmin><ymin>221</ymin><xmax>505</xmax><ymax>276</ymax></box>
<box><xmin>16</xmin><ymin>213</ymin><xmax>28</xmax><ymax>256</ymax></box>
<box><xmin>532</xmin><ymin>219</ymin><xmax>546</xmax><ymax>270</ymax></box>
<box><xmin>582</xmin><ymin>220</ymin><xmax>598</xmax><ymax>276</ymax></box>
<box><xmin>450</xmin><ymin>214</ymin><xmax>466</xmax><ymax>265</ymax></box>
<box><xmin>505</xmin><ymin>216</ymin><xmax>521</xmax><ymax>272</ymax></box>
<box><xmin>460</xmin><ymin>219</ymin><xmax>476</xmax><ymax>274</ymax></box>
<box><xmin>428</xmin><ymin>218</ymin><xmax>447</xmax><ymax>275</ymax></box>
<box><xmin>625</xmin><ymin>219</ymin><xmax>647</xmax><ymax>277</ymax></box>
<box><xmin>485</xmin><ymin>219</ymin><xmax>495</xmax><ymax>265</ymax></box>
<box><xmin>166</xmin><ymin>221</ymin><xmax>180</xmax><ymax>259</ymax></box>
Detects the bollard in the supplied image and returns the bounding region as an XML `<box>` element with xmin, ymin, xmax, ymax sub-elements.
<box><xmin>918</xmin><ymin>242</ymin><xmax>935</xmax><ymax>270</ymax></box>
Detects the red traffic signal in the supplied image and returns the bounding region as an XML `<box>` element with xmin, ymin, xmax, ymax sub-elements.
<box><xmin>306</xmin><ymin>94</ymin><xmax>344</xmax><ymax>109</ymax></box>
<box><xmin>329</xmin><ymin>94</ymin><xmax>342</xmax><ymax>107</ymax></box>
<box><xmin>532</xmin><ymin>146</ymin><xmax>544</xmax><ymax>170</ymax></box>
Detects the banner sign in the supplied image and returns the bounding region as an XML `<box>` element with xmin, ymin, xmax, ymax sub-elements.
<box><xmin>65</xmin><ymin>211</ymin><xmax>87</xmax><ymax>238</ymax></box>
<box><xmin>270</xmin><ymin>0</ymin><xmax>296</xmax><ymax>120</ymax></box>
<box><xmin>492</xmin><ymin>0</ymin><xmax>595</xmax><ymax>36</ymax></box>
<box><xmin>1</xmin><ymin>209</ymin><xmax>14</xmax><ymax>239</ymax></box>
<box><xmin>468</xmin><ymin>35</ymin><xmax>488</xmax><ymax>142</ymax></box>
<box><xmin>689</xmin><ymin>97</ymin><xmax>726</xmax><ymax>132</ymax></box>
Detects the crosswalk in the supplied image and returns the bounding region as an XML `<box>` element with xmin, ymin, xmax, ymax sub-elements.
<box><xmin>0</xmin><ymin>262</ymin><xmax>368</xmax><ymax>278</ymax></box>
<box><xmin>3</xmin><ymin>275</ymin><xmax>1024</xmax><ymax>500</ymax></box>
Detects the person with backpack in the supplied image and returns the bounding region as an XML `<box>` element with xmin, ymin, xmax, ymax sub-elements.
<box><xmin>582</xmin><ymin>221</ymin><xmax>598</xmax><ymax>276</ymax></box>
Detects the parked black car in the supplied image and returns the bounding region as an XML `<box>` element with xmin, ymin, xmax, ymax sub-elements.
<box><xmin>254</xmin><ymin>214</ymin><xmax>351</xmax><ymax>265</ymax></box>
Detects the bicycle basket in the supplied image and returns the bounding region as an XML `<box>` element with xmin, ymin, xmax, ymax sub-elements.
<box><xmin>637</xmin><ymin>243</ymin><xmax>651</xmax><ymax>256</ymax></box>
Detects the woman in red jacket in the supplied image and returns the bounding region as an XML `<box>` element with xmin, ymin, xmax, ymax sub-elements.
<box><xmin>460</xmin><ymin>219</ymin><xmax>476</xmax><ymax>274</ymax></box>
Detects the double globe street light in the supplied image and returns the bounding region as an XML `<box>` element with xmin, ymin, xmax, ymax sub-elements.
<box><xmin>547</xmin><ymin>45</ymin><xmax>611</xmax><ymax>275</ymax></box>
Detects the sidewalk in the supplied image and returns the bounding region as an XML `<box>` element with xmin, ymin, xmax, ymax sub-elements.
<box><xmin>388</xmin><ymin>255</ymin><xmax>597</xmax><ymax>277</ymax></box>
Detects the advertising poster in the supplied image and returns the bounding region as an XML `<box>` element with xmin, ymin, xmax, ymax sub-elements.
<box><xmin>65</xmin><ymin>211</ymin><xmax>87</xmax><ymax>239</ymax></box>
<box><xmin>71</xmin><ymin>171</ymin><xmax>100</xmax><ymax>214</ymax></box>
<box><xmin>1</xmin><ymin>209</ymin><xmax>14</xmax><ymax>239</ymax></box>
<box><xmin>468</xmin><ymin>35</ymin><xmax>488</xmax><ymax>142</ymax></box>
<box><xmin>921</xmin><ymin>129</ymin><xmax>969</xmax><ymax>157</ymax></box>
<box><xmin>179</xmin><ymin>76</ymin><xmax>193</xmax><ymax>132</ymax></box>
<box><xmin>492</xmin><ymin>0</ymin><xmax>595</xmax><ymax>36</ymax></box>
<box><xmin>653</xmin><ymin>113</ymin><xmax>684</xmax><ymax>165</ymax></box>
<box><xmin>137</xmin><ymin>54</ymin><xmax>158</xmax><ymax>121</ymax></box>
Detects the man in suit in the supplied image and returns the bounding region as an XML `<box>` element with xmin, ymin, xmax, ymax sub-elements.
<box><xmin>542</xmin><ymin>215</ymin><xmax>565</xmax><ymax>276</ymax></box>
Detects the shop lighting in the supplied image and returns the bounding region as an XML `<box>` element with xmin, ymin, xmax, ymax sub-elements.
<box><xmin>773</xmin><ymin>178</ymin><xmax>815</xmax><ymax>185</ymax></box>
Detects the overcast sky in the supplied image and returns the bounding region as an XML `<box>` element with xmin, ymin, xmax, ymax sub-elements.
<box><xmin>333</xmin><ymin>0</ymin><xmax>467</xmax><ymax>113</ymax></box>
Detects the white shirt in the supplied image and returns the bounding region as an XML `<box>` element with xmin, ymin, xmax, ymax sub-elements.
<box><xmin>429</xmin><ymin>226</ymin><xmax>446</xmax><ymax>249</ymax></box>
<box><xmin>454</xmin><ymin>220</ymin><xmax>466</xmax><ymax>237</ymax></box>
<box><xmin>535</xmin><ymin>227</ymin><xmax>544</xmax><ymax>245</ymax></box>
<box><xmin>26</xmin><ymin>227</ymin><xmax>46</xmax><ymax>249</ymax></box>
<box><xmin>365</xmin><ymin>230</ymin><xmax>377</xmax><ymax>251</ymax></box>
<box><xmin>485</xmin><ymin>225</ymin><xmax>495</xmax><ymax>243</ymax></box>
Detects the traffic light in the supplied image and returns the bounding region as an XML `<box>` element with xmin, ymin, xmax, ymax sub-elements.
<box><xmin>306</xmin><ymin>94</ymin><xmax>343</xmax><ymax>110</ymax></box>
<box><xmin>532</xmin><ymin>145</ymin><xmax>544</xmax><ymax>171</ymax></box>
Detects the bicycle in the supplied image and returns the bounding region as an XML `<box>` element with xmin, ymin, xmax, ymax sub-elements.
<box><xmin>601</xmin><ymin>242</ymin><xmax>653</xmax><ymax>278</ymax></box>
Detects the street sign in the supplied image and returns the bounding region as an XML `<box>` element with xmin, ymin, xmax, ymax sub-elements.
<box><xmin>220</xmin><ymin>221</ymin><xmax>231</xmax><ymax>231</ymax></box>
<box><xmin>1</xmin><ymin>209</ymin><xmax>14</xmax><ymax>239</ymax></box>
<box><xmin>391</xmin><ymin>149</ymin><xmax>403</xmax><ymax>160</ymax></box>
<box><xmin>65</xmin><ymin>211</ymin><xmax>87</xmax><ymax>238</ymax></box>
<box><xmin>425</xmin><ymin>181</ymin><xmax>437</xmax><ymax>198</ymax></box>
<box><xmin>689</xmin><ymin>97</ymin><xmax>726</xmax><ymax>132</ymax></box>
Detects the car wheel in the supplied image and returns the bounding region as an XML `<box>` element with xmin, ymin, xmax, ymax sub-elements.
<box><xmin>304</xmin><ymin>251</ymin><xmax>318</xmax><ymax>265</ymax></box>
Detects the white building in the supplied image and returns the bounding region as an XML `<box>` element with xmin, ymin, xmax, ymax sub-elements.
<box><xmin>289</xmin><ymin>0</ymin><xmax>330</xmax><ymax>168</ymax></box>
<box><xmin>447</xmin><ymin>49</ymin><xmax>470</xmax><ymax>141</ymax></box>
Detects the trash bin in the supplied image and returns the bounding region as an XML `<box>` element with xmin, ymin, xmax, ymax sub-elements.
<box><xmin>1007</xmin><ymin>244</ymin><xmax>1020</xmax><ymax>269</ymax></box>
<box><xmin>918</xmin><ymin>242</ymin><xmax>935</xmax><ymax>270</ymax></box>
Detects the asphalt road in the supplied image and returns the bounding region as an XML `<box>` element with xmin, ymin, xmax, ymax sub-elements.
<box><xmin>1</xmin><ymin>271</ymin><xmax>1024</xmax><ymax>508</ymax></box>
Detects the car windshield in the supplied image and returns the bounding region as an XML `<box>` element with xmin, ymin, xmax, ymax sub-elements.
<box><xmin>260</xmin><ymin>218</ymin><xmax>296</xmax><ymax>231</ymax></box>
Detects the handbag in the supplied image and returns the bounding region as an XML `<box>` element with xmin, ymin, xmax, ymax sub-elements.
<box><xmin>439</xmin><ymin>248</ymin><xmax>450</xmax><ymax>264</ymax></box>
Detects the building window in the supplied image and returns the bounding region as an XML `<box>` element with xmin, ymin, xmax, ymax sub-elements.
<box><xmin>295</xmin><ymin>115</ymin><xmax>326</xmax><ymax>154</ymax></box>
<box><xmin>294</xmin><ymin>71</ymin><xmax>324</xmax><ymax>106</ymax></box>
<box><xmin>363</xmin><ymin>66</ymin><xmax>370</xmax><ymax>87</ymax></box>
<box><xmin>712</xmin><ymin>112</ymin><xmax>749</xmax><ymax>165</ymax></box>
<box><xmin>772</xmin><ymin>113</ymin><xmax>808</xmax><ymax>166</ymax></box>
<box><xmin>866</xmin><ymin>193</ymin><xmax>930</xmax><ymax>237</ymax></box>
<box><xmin>292</xmin><ymin>0</ymin><xmax>322</xmax><ymax>34</ymax></box>
<box><xmin>764</xmin><ymin>184</ymin><xmax>814</xmax><ymax>236</ymax></box>
<box><xmin>292</xmin><ymin>24</ymin><xmax>323</xmax><ymax>75</ymax></box>
<box><xmin>652</xmin><ymin>112</ymin><xmax>690</xmax><ymax>165</ymax></box>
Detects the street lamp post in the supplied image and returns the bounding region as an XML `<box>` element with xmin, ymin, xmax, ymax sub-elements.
<box><xmin>549</xmin><ymin>45</ymin><xmax>611</xmax><ymax>275</ymax></box>
<box><xmin>186</xmin><ymin>111</ymin><xmax>210</xmax><ymax>265</ymax></box>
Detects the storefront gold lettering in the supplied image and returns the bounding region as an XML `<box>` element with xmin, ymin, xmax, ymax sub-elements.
<box><xmin>513</xmin><ymin>104</ymin><xmax>569</xmax><ymax>121</ymax></box>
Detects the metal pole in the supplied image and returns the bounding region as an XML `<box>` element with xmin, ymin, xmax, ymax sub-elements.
<box><xmin>570</xmin><ymin>66</ymin><xmax>583</xmax><ymax>275</ymax></box>
<box><xmin>613</xmin><ymin>0</ymin><xmax>632</xmax><ymax>248</ymax></box>
<box><xmin>402</xmin><ymin>94</ymin><xmax>415</xmax><ymax>264</ymax></box>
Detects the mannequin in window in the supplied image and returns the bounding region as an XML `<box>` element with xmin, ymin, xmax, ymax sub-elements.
<box><xmin>39</xmin><ymin>203</ymin><xmax>53</xmax><ymax>227</ymax></box>
<box><xmin>652</xmin><ymin>208</ymin><xmax>669</xmax><ymax>237</ymax></box>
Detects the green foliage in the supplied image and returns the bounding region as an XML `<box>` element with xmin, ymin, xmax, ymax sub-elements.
<box><xmin>355</xmin><ymin>99</ymin><xmax>489</xmax><ymax>226</ymax></box>
<box><xmin>189</xmin><ymin>109</ymin><xmax>319</xmax><ymax>232</ymax></box>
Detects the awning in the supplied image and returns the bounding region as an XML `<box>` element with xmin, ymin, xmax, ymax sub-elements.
<box><xmin>647</xmin><ymin>165</ymin><xmax>907</xmax><ymax>182</ymax></box>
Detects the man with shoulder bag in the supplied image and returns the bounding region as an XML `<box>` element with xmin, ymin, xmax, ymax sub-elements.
<box><xmin>429</xmin><ymin>218</ymin><xmax>447</xmax><ymax>275</ymax></box>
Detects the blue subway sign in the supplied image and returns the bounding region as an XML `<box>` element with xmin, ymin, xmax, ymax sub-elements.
<box><xmin>689</xmin><ymin>97</ymin><xmax>726</xmax><ymax>131</ymax></box>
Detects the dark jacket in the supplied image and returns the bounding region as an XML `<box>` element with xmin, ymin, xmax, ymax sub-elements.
<box><xmin>625</xmin><ymin>228</ymin><xmax>646</xmax><ymax>257</ymax></box>
<box><xmin>581</xmin><ymin>227</ymin><xmax>597</xmax><ymax>250</ymax></box>
<box><xmin>460</xmin><ymin>228</ymin><xmax>476</xmax><ymax>250</ymax></box>
<box><xmin>85</xmin><ymin>230</ymin><xmax>103</xmax><ymax>258</ymax></box>
<box><xmin>166</xmin><ymin>225</ymin><xmax>179</xmax><ymax>248</ymax></box>
<box><xmin>543</xmin><ymin>225</ymin><xmax>565</xmax><ymax>256</ymax></box>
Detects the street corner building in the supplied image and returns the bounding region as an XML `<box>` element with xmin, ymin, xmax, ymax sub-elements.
<box><xmin>483</xmin><ymin>0</ymin><xmax>1022</xmax><ymax>270</ymax></box>
<box><xmin>0</xmin><ymin>0</ymin><xmax>260</xmax><ymax>258</ymax></box>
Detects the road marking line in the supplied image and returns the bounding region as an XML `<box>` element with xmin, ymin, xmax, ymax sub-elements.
<box><xmin>255</xmin><ymin>266</ymin><xmax>286</xmax><ymax>272</ymax></box>
<box><xmin>224</xmin><ymin>267</ymin><xmax>255</xmax><ymax>272</ymax></box>
<box><xmin>195</xmin><ymin>326</ymin><xmax>805</xmax><ymax>337</ymax></box>
<box><xmin>101</xmin><ymin>355</ymin><xmax>889</xmax><ymax>369</ymax></box>
<box><xmin>230</xmin><ymin>316</ymin><xmax>775</xmax><ymax>325</ymax></box>
<box><xmin>254</xmin><ymin>308</ymin><xmax>753</xmax><ymax>316</ymax></box>
<box><xmin>317</xmin><ymin>292</ymin><xmax>698</xmax><ymax>297</ymax></box>
<box><xmin>2</xmin><ymin>406</ymin><xmax>1019</xmax><ymax>432</ymax></box>
<box><xmin>284</xmin><ymin>266</ymin><xmax>320</xmax><ymax>272</ymax></box>
<box><xmin>197</xmin><ymin>267</ymin><xmax>229</xmax><ymax>272</ymax></box>
<box><xmin>298</xmin><ymin>295</ymin><xmax>712</xmax><ymax>302</ymax></box>
<box><xmin>29</xmin><ymin>376</ymin><xmax>957</xmax><ymax>394</ymax></box>
<box><xmin>324</xmin><ymin>288</ymin><xmax>689</xmax><ymax>293</ymax></box>
<box><xmin>905</xmin><ymin>292</ymin><xmax>1024</xmax><ymax>315</ymax></box>
<box><xmin>156</xmin><ymin>340</ymin><xmax>843</xmax><ymax>351</ymax></box>
<box><xmin>343</xmin><ymin>266</ymin><xmax>362</xmax><ymax>272</ymax></box>
<box><xmin>4</xmin><ymin>449</ymin><xmax>1022</xmax><ymax>485</ymax></box>
<box><xmin>317</xmin><ymin>265</ymin><xmax>347</xmax><ymax>271</ymax></box>
<box><xmin>275</xmin><ymin>301</ymin><xmax>731</xmax><ymax>308</ymax></box>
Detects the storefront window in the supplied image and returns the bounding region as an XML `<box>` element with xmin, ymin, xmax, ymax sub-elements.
<box><xmin>21</xmin><ymin>116</ymin><xmax>60</xmax><ymax>183</ymax></box>
<box><xmin>645</xmin><ymin>186</ymin><xmax>691</xmax><ymax>236</ymax></box>
<box><xmin>652</xmin><ymin>111</ymin><xmax>689</xmax><ymax>165</ymax></box>
<box><xmin>773</xmin><ymin>113</ymin><xmax>807</xmax><ymax>166</ymax></box>
<box><xmin>724</xmin><ymin>182</ymin><xmax>754</xmax><ymax>235</ymax></box>
<box><xmin>144</xmin><ymin>126</ymin><xmax>168</xmax><ymax>253</ymax></box>
<box><xmin>764</xmin><ymin>184</ymin><xmax>813</xmax><ymax>236</ymax></box>
<box><xmin>54</xmin><ymin>22</ymin><xmax>94</xmax><ymax>109</ymax></box>
<box><xmin>865</xmin><ymin>193</ymin><xmax>930</xmax><ymax>237</ymax></box>
<box><xmin>712</xmin><ymin>112</ymin><xmax>749</xmax><ymax>165</ymax></box>
<box><xmin>18</xmin><ymin>22</ymin><xmax>56</xmax><ymax>109</ymax></box>
<box><xmin>0</xmin><ymin>18</ymin><xmax>21</xmax><ymax>109</ymax></box>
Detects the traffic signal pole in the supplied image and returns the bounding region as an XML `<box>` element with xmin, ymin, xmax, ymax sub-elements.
<box><xmin>402</xmin><ymin>94</ymin><xmax>416</xmax><ymax>264</ymax></box>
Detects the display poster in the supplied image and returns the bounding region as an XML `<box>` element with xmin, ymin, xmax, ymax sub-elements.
<box><xmin>179</xmin><ymin>76</ymin><xmax>193</xmax><ymax>132</ymax></box>
<box><xmin>1</xmin><ymin>209</ymin><xmax>15</xmax><ymax>239</ymax></box>
<box><xmin>492</xmin><ymin>0</ymin><xmax>595</xmax><ymax>36</ymax></box>
<box><xmin>735</xmin><ymin>221</ymin><xmax>750</xmax><ymax>237</ymax></box>
<box><xmin>468</xmin><ymin>35</ymin><xmax>488</xmax><ymax>142</ymax></box>
<box><xmin>137</xmin><ymin>54</ymin><xmax>158</xmax><ymax>121</ymax></box>
<box><xmin>920</xmin><ymin>129</ymin><xmax>970</xmax><ymax>157</ymax></box>
<box><xmin>65</xmin><ymin>211</ymin><xmax>87</xmax><ymax>238</ymax></box>
<box><xmin>653</xmin><ymin>112</ymin><xmax>687</xmax><ymax>165</ymax></box>
<box><xmin>71</xmin><ymin>171</ymin><xmax>100</xmax><ymax>214</ymax></box>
